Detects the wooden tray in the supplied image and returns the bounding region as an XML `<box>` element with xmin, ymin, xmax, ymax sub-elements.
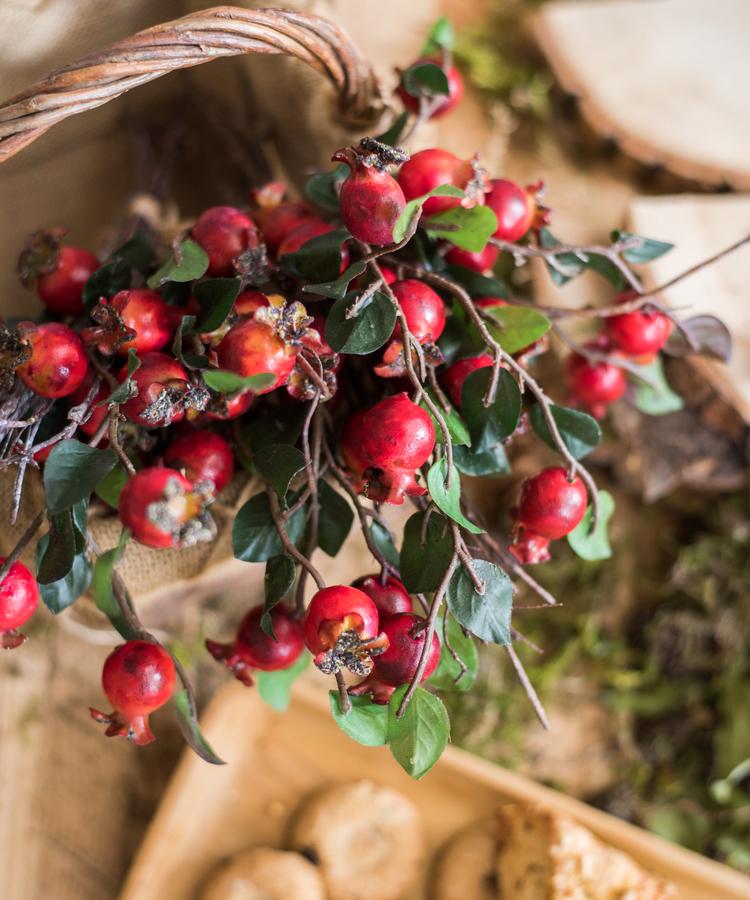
<box><xmin>120</xmin><ymin>679</ymin><xmax>750</xmax><ymax>899</ymax></box>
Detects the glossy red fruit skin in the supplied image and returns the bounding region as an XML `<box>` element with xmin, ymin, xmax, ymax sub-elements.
<box><xmin>361</xmin><ymin>393</ymin><xmax>435</xmax><ymax>472</ymax></box>
<box><xmin>120</xmin><ymin>352</ymin><xmax>189</xmax><ymax>427</ymax></box>
<box><xmin>192</xmin><ymin>206</ymin><xmax>259</xmax><ymax>276</ymax></box>
<box><xmin>341</xmin><ymin>410</ymin><xmax>370</xmax><ymax>493</ymax></box>
<box><xmin>398</xmin><ymin>58</ymin><xmax>464</xmax><ymax>119</ymax></box>
<box><xmin>200</xmin><ymin>389</ymin><xmax>254</xmax><ymax>422</ymax></box>
<box><xmin>234</xmin><ymin>290</ymin><xmax>270</xmax><ymax>318</ymax></box>
<box><xmin>516</xmin><ymin>467</ymin><xmax>587</xmax><ymax>540</ymax></box>
<box><xmin>445</xmin><ymin>244</ymin><xmax>500</xmax><ymax>274</ymax></box>
<box><xmin>258</xmin><ymin>202</ymin><xmax>315</xmax><ymax>256</ymax></box>
<box><xmin>205</xmin><ymin>604</ymin><xmax>304</xmax><ymax>686</ymax></box>
<box><xmin>304</xmin><ymin>586</ymin><xmax>380</xmax><ymax>656</ymax></box>
<box><xmin>485</xmin><ymin>179</ymin><xmax>535</xmax><ymax>242</ymax></box>
<box><xmin>216</xmin><ymin>319</ymin><xmax>297</xmax><ymax>394</ymax></box>
<box><xmin>605</xmin><ymin>296</ymin><xmax>672</xmax><ymax>359</ymax></box>
<box><xmin>397</xmin><ymin>149</ymin><xmax>474</xmax><ymax>216</ymax></box>
<box><xmin>440</xmin><ymin>354</ymin><xmax>494</xmax><ymax>408</ymax></box>
<box><xmin>164</xmin><ymin>429</ymin><xmax>234</xmax><ymax>494</ymax></box>
<box><xmin>109</xmin><ymin>289</ymin><xmax>175</xmax><ymax>355</ymax></box>
<box><xmin>36</xmin><ymin>245</ymin><xmax>98</xmax><ymax>316</ymax></box>
<box><xmin>351</xmin><ymin>575</ymin><xmax>412</xmax><ymax>618</ymax></box>
<box><xmin>564</xmin><ymin>349</ymin><xmax>626</xmax><ymax>419</ymax></box>
<box><xmin>90</xmin><ymin>641</ymin><xmax>175</xmax><ymax>745</ymax></box>
<box><xmin>119</xmin><ymin>467</ymin><xmax>195</xmax><ymax>549</ymax></box>
<box><xmin>276</xmin><ymin>219</ymin><xmax>351</xmax><ymax>271</ymax></box>
<box><xmin>0</xmin><ymin>557</ymin><xmax>39</xmax><ymax>649</ymax></box>
<box><xmin>16</xmin><ymin>322</ymin><xmax>89</xmax><ymax>398</ymax></box>
<box><xmin>391</xmin><ymin>279</ymin><xmax>446</xmax><ymax>344</ymax></box>
<box><xmin>373</xmin><ymin>614</ymin><xmax>441</xmax><ymax>687</ymax></box>
<box><xmin>335</xmin><ymin>155</ymin><xmax>406</xmax><ymax>245</ymax></box>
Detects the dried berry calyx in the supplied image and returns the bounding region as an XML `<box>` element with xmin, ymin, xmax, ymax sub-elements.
<box><xmin>16</xmin><ymin>228</ymin><xmax>64</xmax><ymax>286</ymax></box>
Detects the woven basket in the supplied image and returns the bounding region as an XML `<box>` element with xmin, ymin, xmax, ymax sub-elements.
<box><xmin>0</xmin><ymin>6</ymin><xmax>384</xmax><ymax>622</ymax></box>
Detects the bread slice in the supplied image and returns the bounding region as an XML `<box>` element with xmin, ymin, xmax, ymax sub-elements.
<box><xmin>495</xmin><ymin>804</ymin><xmax>679</xmax><ymax>899</ymax></box>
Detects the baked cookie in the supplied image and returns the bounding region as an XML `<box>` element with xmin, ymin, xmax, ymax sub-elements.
<box><xmin>431</xmin><ymin>818</ymin><xmax>501</xmax><ymax>900</ymax></box>
<box><xmin>200</xmin><ymin>847</ymin><xmax>325</xmax><ymax>900</ymax></box>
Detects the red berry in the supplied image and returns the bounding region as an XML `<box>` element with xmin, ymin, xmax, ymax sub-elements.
<box><xmin>119</xmin><ymin>466</ymin><xmax>215</xmax><ymax>549</ymax></box>
<box><xmin>234</xmin><ymin>290</ymin><xmax>271</xmax><ymax>318</ymax></box>
<box><xmin>445</xmin><ymin>244</ymin><xmax>500</xmax><ymax>274</ymax></box>
<box><xmin>348</xmin><ymin>671</ymin><xmax>395</xmax><ymax>705</ymax></box>
<box><xmin>164</xmin><ymin>429</ymin><xmax>235</xmax><ymax>494</ymax></box>
<box><xmin>398</xmin><ymin>58</ymin><xmax>464</xmax><ymax>119</ymax></box>
<box><xmin>373</xmin><ymin>613</ymin><xmax>441</xmax><ymax>687</ymax></box>
<box><xmin>351</xmin><ymin>574</ymin><xmax>412</xmax><ymax>618</ymax></box>
<box><xmin>15</xmin><ymin>322</ymin><xmax>89</xmax><ymax>398</ymax></box>
<box><xmin>35</xmin><ymin>245</ymin><xmax>99</xmax><ymax>316</ymax></box>
<box><xmin>111</xmin><ymin>289</ymin><xmax>175</xmax><ymax>355</ymax></box>
<box><xmin>120</xmin><ymin>352</ymin><xmax>190</xmax><ymax>428</ymax></box>
<box><xmin>216</xmin><ymin>319</ymin><xmax>298</xmax><ymax>394</ymax></box>
<box><xmin>605</xmin><ymin>295</ymin><xmax>672</xmax><ymax>360</ymax></box>
<box><xmin>90</xmin><ymin>640</ymin><xmax>175</xmax><ymax>745</ymax></box>
<box><xmin>514</xmin><ymin>466</ymin><xmax>587</xmax><ymax>541</ymax></box>
<box><xmin>440</xmin><ymin>354</ymin><xmax>494</xmax><ymax>408</ymax></box>
<box><xmin>0</xmin><ymin>557</ymin><xmax>39</xmax><ymax>649</ymax></box>
<box><xmin>485</xmin><ymin>179</ymin><xmax>536</xmax><ymax>242</ymax></box>
<box><xmin>340</xmin><ymin>410</ymin><xmax>370</xmax><ymax>494</ymax></box>
<box><xmin>332</xmin><ymin>146</ymin><xmax>406</xmax><ymax>246</ymax></box>
<box><xmin>205</xmin><ymin>604</ymin><xmax>304</xmax><ymax>686</ymax></box>
<box><xmin>397</xmin><ymin>149</ymin><xmax>479</xmax><ymax>216</ymax></box>
<box><xmin>200</xmin><ymin>389</ymin><xmax>254</xmax><ymax>421</ymax></box>
<box><xmin>564</xmin><ymin>346</ymin><xmax>626</xmax><ymax>418</ymax></box>
<box><xmin>391</xmin><ymin>279</ymin><xmax>446</xmax><ymax>344</ymax></box>
<box><xmin>192</xmin><ymin>206</ymin><xmax>260</xmax><ymax>276</ymax></box>
<box><xmin>258</xmin><ymin>202</ymin><xmax>316</xmax><ymax>256</ymax></box>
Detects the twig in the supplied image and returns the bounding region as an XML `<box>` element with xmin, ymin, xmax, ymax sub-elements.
<box><xmin>295</xmin><ymin>405</ymin><xmax>323</xmax><ymax>613</ymax></box>
<box><xmin>267</xmin><ymin>487</ymin><xmax>325</xmax><ymax>590</ymax></box>
<box><xmin>0</xmin><ymin>510</ymin><xmax>44</xmax><ymax>583</ymax></box>
<box><xmin>107</xmin><ymin>407</ymin><xmax>136</xmax><ymax>476</ymax></box>
<box><xmin>335</xmin><ymin>670</ymin><xmax>352</xmax><ymax>715</ymax></box>
<box><xmin>505</xmin><ymin>642</ymin><xmax>549</xmax><ymax>730</ymax></box>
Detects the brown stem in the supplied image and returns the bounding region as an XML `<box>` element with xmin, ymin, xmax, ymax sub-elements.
<box><xmin>505</xmin><ymin>642</ymin><xmax>549</xmax><ymax>730</ymax></box>
<box><xmin>335</xmin><ymin>670</ymin><xmax>352</xmax><ymax>715</ymax></box>
<box><xmin>267</xmin><ymin>488</ymin><xmax>325</xmax><ymax>591</ymax></box>
<box><xmin>107</xmin><ymin>407</ymin><xmax>136</xmax><ymax>476</ymax></box>
<box><xmin>295</xmin><ymin>405</ymin><xmax>322</xmax><ymax>614</ymax></box>
<box><xmin>0</xmin><ymin>510</ymin><xmax>44</xmax><ymax>583</ymax></box>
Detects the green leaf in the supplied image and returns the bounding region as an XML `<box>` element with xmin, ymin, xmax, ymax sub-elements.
<box><xmin>254</xmin><ymin>445</ymin><xmax>306</xmax><ymax>505</ymax></box>
<box><xmin>83</xmin><ymin>258</ymin><xmax>131</xmax><ymax>312</ymax></box>
<box><xmin>422</xmin><ymin>392</ymin><xmax>470</xmax><ymax>447</ymax></box>
<box><xmin>94</xmin><ymin>463</ymin><xmax>131</xmax><ymax>509</ymax></box>
<box><xmin>444</xmin><ymin>264</ymin><xmax>509</xmax><ymax>299</ymax></box>
<box><xmin>447</xmin><ymin>559</ymin><xmax>512</xmax><ymax>644</ymax></box>
<box><xmin>36</xmin><ymin>530</ymin><xmax>91</xmax><ymax>613</ymax></box>
<box><xmin>663</xmin><ymin>314</ymin><xmax>732</xmax><ymax>363</ymax></box>
<box><xmin>393</xmin><ymin>185</ymin><xmax>465</xmax><ymax>244</ymax></box>
<box><xmin>242</xmin><ymin>406</ymin><xmax>308</xmax><ymax>455</ymax></box>
<box><xmin>194</xmin><ymin>277</ymin><xmax>241</xmax><ymax>333</ymax></box>
<box><xmin>172</xmin><ymin>314</ymin><xmax>208</xmax><ymax>370</ymax></box>
<box><xmin>202</xmin><ymin>369</ymin><xmax>276</xmax><ymax>394</ymax></box>
<box><xmin>147</xmin><ymin>239</ymin><xmax>209</xmax><ymax>289</ymax></box>
<box><xmin>429</xmin><ymin>615</ymin><xmax>478</xmax><ymax>691</ymax></box>
<box><xmin>388</xmin><ymin>685</ymin><xmax>450</xmax><ymax>779</ymax></box>
<box><xmin>401</xmin><ymin>61</ymin><xmax>450</xmax><ymax>100</ymax></box>
<box><xmin>43</xmin><ymin>440</ymin><xmax>117</xmax><ymax>514</ymax></box>
<box><xmin>539</xmin><ymin>228</ymin><xmax>623</xmax><ymax>288</ymax></box>
<box><xmin>304</xmin><ymin>165</ymin><xmax>347</xmax><ymax>213</ymax></box>
<box><xmin>329</xmin><ymin>692</ymin><xmax>389</xmax><ymax>746</ymax></box>
<box><xmin>303</xmin><ymin>261</ymin><xmax>367</xmax><ymax>301</ymax></box>
<box><xmin>400</xmin><ymin>511</ymin><xmax>454</xmax><ymax>593</ymax></box>
<box><xmin>461</xmin><ymin>367</ymin><xmax>521</xmax><ymax>451</ymax></box>
<box><xmin>568</xmin><ymin>490</ymin><xmax>615</xmax><ymax>561</ymax></box>
<box><xmin>612</xmin><ymin>230</ymin><xmax>674</xmax><ymax>264</ymax></box>
<box><xmin>257</xmin><ymin>654</ymin><xmax>309</xmax><ymax>712</ymax></box>
<box><xmin>530</xmin><ymin>404</ymin><xmax>602</xmax><ymax>460</ymax></box>
<box><xmin>173</xmin><ymin>688</ymin><xmax>225</xmax><ymax>765</ymax></box>
<box><xmin>91</xmin><ymin>529</ymin><xmax>131</xmax><ymax>636</ymax></box>
<box><xmin>454</xmin><ymin>443</ymin><xmax>509</xmax><ymax>476</ymax></box>
<box><xmin>262</xmin><ymin>554</ymin><xmax>296</xmax><ymax>636</ymax></box>
<box><xmin>421</xmin><ymin>15</ymin><xmax>455</xmax><ymax>54</ymax></box>
<box><xmin>630</xmin><ymin>357</ymin><xmax>684</xmax><ymax>415</ymax></box>
<box><xmin>279</xmin><ymin>228</ymin><xmax>349</xmax><ymax>283</ymax></box>
<box><xmin>233</xmin><ymin>492</ymin><xmax>307</xmax><ymax>563</ymax></box>
<box><xmin>36</xmin><ymin>511</ymin><xmax>76</xmax><ymax>585</ymax></box>
<box><xmin>375</xmin><ymin>111</ymin><xmax>409</xmax><ymax>146</ymax></box>
<box><xmin>112</xmin><ymin>230</ymin><xmax>156</xmax><ymax>273</ymax></box>
<box><xmin>482</xmin><ymin>305</ymin><xmax>551</xmax><ymax>355</ymax></box>
<box><xmin>317</xmin><ymin>480</ymin><xmax>354</xmax><ymax>557</ymax></box>
<box><xmin>426</xmin><ymin>205</ymin><xmax>498</xmax><ymax>253</ymax></box>
<box><xmin>426</xmin><ymin>458</ymin><xmax>483</xmax><ymax>534</ymax></box>
<box><xmin>370</xmin><ymin>520</ymin><xmax>400</xmax><ymax>569</ymax></box>
<box><xmin>326</xmin><ymin>290</ymin><xmax>397</xmax><ymax>355</ymax></box>
<box><xmin>102</xmin><ymin>348</ymin><xmax>141</xmax><ymax>405</ymax></box>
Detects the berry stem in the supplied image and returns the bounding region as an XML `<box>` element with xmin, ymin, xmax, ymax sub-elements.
<box><xmin>505</xmin><ymin>642</ymin><xmax>550</xmax><ymax>731</ymax></box>
<box><xmin>267</xmin><ymin>487</ymin><xmax>325</xmax><ymax>591</ymax></box>
<box><xmin>107</xmin><ymin>407</ymin><xmax>137</xmax><ymax>476</ymax></box>
<box><xmin>294</xmin><ymin>402</ymin><xmax>323</xmax><ymax>613</ymax></box>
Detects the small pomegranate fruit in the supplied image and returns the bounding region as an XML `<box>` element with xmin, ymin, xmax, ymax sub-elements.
<box><xmin>257</xmin><ymin>202</ymin><xmax>316</xmax><ymax>257</ymax></box>
<box><xmin>564</xmin><ymin>346</ymin><xmax>627</xmax><ymax>418</ymax></box>
<box><xmin>397</xmin><ymin>148</ymin><xmax>486</xmax><ymax>216</ymax></box>
<box><xmin>398</xmin><ymin>57</ymin><xmax>464</xmax><ymax>119</ymax></box>
<box><xmin>348</xmin><ymin>671</ymin><xmax>396</xmax><ymax>705</ymax></box>
<box><xmin>332</xmin><ymin>143</ymin><xmax>406</xmax><ymax>245</ymax></box>
<box><xmin>234</xmin><ymin>290</ymin><xmax>270</xmax><ymax>318</ymax></box>
<box><xmin>120</xmin><ymin>352</ymin><xmax>191</xmax><ymax>428</ymax></box>
<box><xmin>440</xmin><ymin>354</ymin><xmax>494</xmax><ymax>408</ymax></box>
<box><xmin>605</xmin><ymin>295</ymin><xmax>672</xmax><ymax>360</ymax></box>
<box><xmin>15</xmin><ymin>322</ymin><xmax>89</xmax><ymax>398</ymax></box>
<box><xmin>351</xmin><ymin>574</ymin><xmax>412</xmax><ymax>618</ymax></box>
<box><xmin>35</xmin><ymin>245</ymin><xmax>99</xmax><ymax>316</ymax></box>
<box><xmin>200</xmin><ymin>389</ymin><xmax>254</xmax><ymax>421</ymax></box>
<box><xmin>0</xmin><ymin>557</ymin><xmax>39</xmax><ymax>649</ymax></box>
<box><xmin>164</xmin><ymin>429</ymin><xmax>235</xmax><ymax>494</ymax></box>
<box><xmin>90</xmin><ymin>640</ymin><xmax>175</xmax><ymax>745</ymax></box>
<box><xmin>340</xmin><ymin>410</ymin><xmax>370</xmax><ymax>494</ymax></box>
<box><xmin>119</xmin><ymin>466</ymin><xmax>215</xmax><ymax>549</ymax></box>
<box><xmin>192</xmin><ymin>205</ymin><xmax>260</xmax><ymax>276</ymax></box>
<box><xmin>93</xmin><ymin>289</ymin><xmax>175</xmax><ymax>356</ymax></box>
<box><xmin>445</xmin><ymin>244</ymin><xmax>500</xmax><ymax>274</ymax></box>
<box><xmin>206</xmin><ymin>604</ymin><xmax>304</xmax><ymax>686</ymax></box>
<box><xmin>391</xmin><ymin>279</ymin><xmax>446</xmax><ymax>344</ymax></box>
<box><xmin>304</xmin><ymin>585</ymin><xmax>387</xmax><ymax>675</ymax></box>
<box><xmin>485</xmin><ymin>178</ymin><xmax>541</xmax><ymax>242</ymax></box>
<box><xmin>373</xmin><ymin>613</ymin><xmax>441</xmax><ymax>687</ymax></box>
<box><xmin>217</xmin><ymin>319</ymin><xmax>298</xmax><ymax>394</ymax></box>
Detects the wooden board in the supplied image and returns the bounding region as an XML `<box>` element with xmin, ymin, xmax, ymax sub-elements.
<box><xmin>534</xmin><ymin>0</ymin><xmax>750</xmax><ymax>188</ymax></box>
<box><xmin>121</xmin><ymin>680</ymin><xmax>750</xmax><ymax>900</ymax></box>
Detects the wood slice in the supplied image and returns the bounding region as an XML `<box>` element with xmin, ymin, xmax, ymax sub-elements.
<box><xmin>534</xmin><ymin>0</ymin><xmax>750</xmax><ymax>188</ymax></box>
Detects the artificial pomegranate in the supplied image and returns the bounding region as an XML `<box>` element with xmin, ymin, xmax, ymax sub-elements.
<box><xmin>91</xmin><ymin>289</ymin><xmax>175</xmax><ymax>356</ymax></box>
<box><xmin>15</xmin><ymin>322</ymin><xmax>89</xmax><ymax>398</ymax></box>
<box><xmin>200</xmin><ymin>389</ymin><xmax>254</xmax><ymax>421</ymax></box>
<box><xmin>340</xmin><ymin>410</ymin><xmax>370</xmax><ymax>494</ymax></box>
<box><xmin>120</xmin><ymin>352</ymin><xmax>192</xmax><ymax>428</ymax></box>
<box><xmin>485</xmin><ymin>178</ymin><xmax>538</xmax><ymax>242</ymax></box>
<box><xmin>119</xmin><ymin>466</ymin><xmax>215</xmax><ymax>549</ymax></box>
<box><xmin>351</xmin><ymin>574</ymin><xmax>412</xmax><ymax>618</ymax></box>
<box><xmin>332</xmin><ymin>143</ymin><xmax>406</xmax><ymax>245</ymax></box>
<box><xmin>216</xmin><ymin>318</ymin><xmax>298</xmax><ymax>394</ymax></box>
<box><xmin>256</xmin><ymin>195</ymin><xmax>316</xmax><ymax>257</ymax></box>
<box><xmin>35</xmin><ymin>245</ymin><xmax>99</xmax><ymax>316</ymax></box>
<box><xmin>304</xmin><ymin>585</ymin><xmax>387</xmax><ymax>675</ymax></box>
<box><xmin>348</xmin><ymin>671</ymin><xmax>396</xmax><ymax>705</ymax></box>
<box><xmin>564</xmin><ymin>346</ymin><xmax>627</xmax><ymax>418</ymax></box>
<box><xmin>445</xmin><ymin>244</ymin><xmax>500</xmax><ymax>274</ymax></box>
<box><xmin>0</xmin><ymin>557</ymin><xmax>39</xmax><ymax>649</ymax></box>
<box><xmin>164</xmin><ymin>428</ymin><xmax>235</xmax><ymax>494</ymax></box>
<box><xmin>372</xmin><ymin>613</ymin><xmax>441</xmax><ymax>687</ymax></box>
<box><xmin>90</xmin><ymin>640</ymin><xmax>175</xmax><ymax>745</ymax></box>
<box><xmin>605</xmin><ymin>295</ymin><xmax>672</xmax><ymax>360</ymax></box>
<box><xmin>206</xmin><ymin>604</ymin><xmax>304</xmax><ymax>686</ymax></box>
<box><xmin>234</xmin><ymin>290</ymin><xmax>270</xmax><ymax>318</ymax></box>
<box><xmin>192</xmin><ymin>205</ymin><xmax>260</xmax><ymax>276</ymax></box>
<box><xmin>397</xmin><ymin>148</ymin><xmax>485</xmax><ymax>217</ymax></box>
<box><xmin>440</xmin><ymin>354</ymin><xmax>494</xmax><ymax>408</ymax></box>
<box><xmin>398</xmin><ymin>57</ymin><xmax>464</xmax><ymax>119</ymax></box>
<box><xmin>390</xmin><ymin>279</ymin><xmax>446</xmax><ymax>344</ymax></box>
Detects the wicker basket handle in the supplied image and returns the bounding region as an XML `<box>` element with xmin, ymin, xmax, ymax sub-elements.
<box><xmin>0</xmin><ymin>6</ymin><xmax>385</xmax><ymax>164</ymax></box>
